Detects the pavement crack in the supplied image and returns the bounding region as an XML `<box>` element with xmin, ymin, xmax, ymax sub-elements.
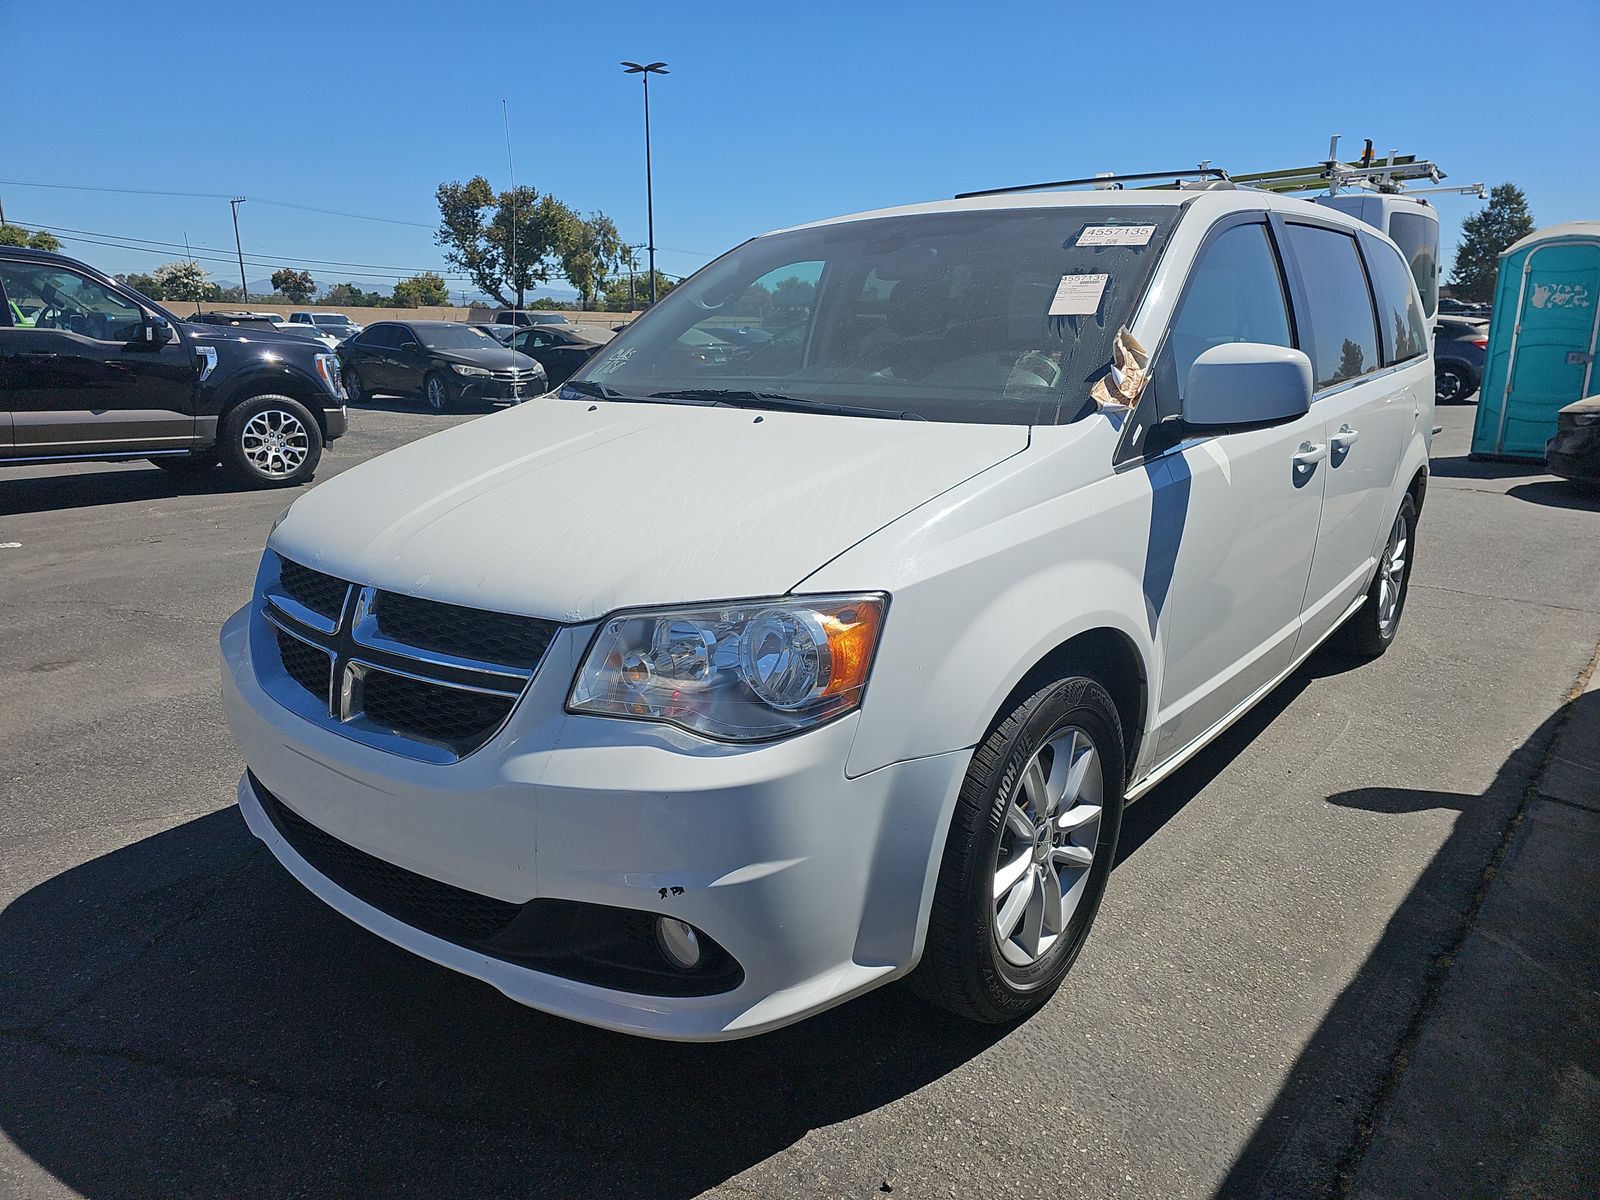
<box><xmin>1411</xmin><ymin>582</ymin><xmax>1600</xmax><ymax>617</ymax></box>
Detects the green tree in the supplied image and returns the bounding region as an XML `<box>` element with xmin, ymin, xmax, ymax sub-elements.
<box><xmin>599</xmin><ymin>269</ymin><xmax>676</xmax><ymax>312</ymax></box>
<box><xmin>119</xmin><ymin>272</ymin><xmax>165</xmax><ymax>300</ymax></box>
<box><xmin>1449</xmin><ymin>182</ymin><xmax>1535</xmax><ymax>303</ymax></box>
<box><xmin>323</xmin><ymin>282</ymin><xmax>390</xmax><ymax>307</ymax></box>
<box><xmin>392</xmin><ymin>271</ymin><xmax>449</xmax><ymax>308</ymax></box>
<box><xmin>434</xmin><ymin>176</ymin><xmax>577</xmax><ymax>309</ymax></box>
<box><xmin>271</xmin><ymin>267</ymin><xmax>316</xmax><ymax>304</ymax></box>
<box><xmin>559</xmin><ymin>212</ymin><xmax>623</xmax><ymax>310</ymax></box>
<box><xmin>0</xmin><ymin>224</ymin><xmax>61</xmax><ymax>251</ymax></box>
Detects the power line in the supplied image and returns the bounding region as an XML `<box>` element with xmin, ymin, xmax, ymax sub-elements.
<box><xmin>15</xmin><ymin>220</ymin><xmax>461</xmax><ymax>276</ymax></box>
<box><xmin>13</xmin><ymin>222</ymin><xmax>471</xmax><ymax>284</ymax></box>
<box><xmin>0</xmin><ymin>178</ymin><xmax>436</xmax><ymax>229</ymax></box>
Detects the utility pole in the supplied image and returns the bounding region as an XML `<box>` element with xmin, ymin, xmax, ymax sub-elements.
<box><xmin>622</xmin><ymin>61</ymin><xmax>668</xmax><ymax>305</ymax></box>
<box><xmin>229</xmin><ymin>197</ymin><xmax>249</xmax><ymax>301</ymax></box>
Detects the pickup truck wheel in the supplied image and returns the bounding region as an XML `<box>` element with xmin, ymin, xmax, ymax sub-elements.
<box><xmin>424</xmin><ymin>371</ymin><xmax>454</xmax><ymax>413</ymax></box>
<box><xmin>221</xmin><ymin>394</ymin><xmax>322</xmax><ymax>488</ymax></box>
<box><xmin>913</xmin><ymin>674</ymin><xmax>1124</xmax><ymax>1025</ymax></box>
<box><xmin>149</xmin><ymin>451</ymin><xmax>218</xmax><ymax>477</ymax></box>
<box><xmin>1332</xmin><ymin>495</ymin><xmax>1417</xmax><ymax>660</ymax></box>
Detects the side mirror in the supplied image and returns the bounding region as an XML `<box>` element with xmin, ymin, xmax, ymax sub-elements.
<box><xmin>1182</xmin><ymin>343</ymin><xmax>1313</xmax><ymax>429</ymax></box>
<box><xmin>143</xmin><ymin>315</ymin><xmax>175</xmax><ymax>346</ymax></box>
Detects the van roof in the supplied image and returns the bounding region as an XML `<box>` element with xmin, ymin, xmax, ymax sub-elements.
<box><xmin>769</xmin><ymin>186</ymin><xmax>1374</xmax><ymax>238</ymax></box>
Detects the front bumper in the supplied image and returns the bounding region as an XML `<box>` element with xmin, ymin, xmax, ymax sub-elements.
<box><xmin>1547</xmin><ymin>425</ymin><xmax>1600</xmax><ymax>483</ymax></box>
<box><xmin>457</xmin><ymin>377</ymin><xmax>545</xmax><ymax>405</ymax></box>
<box><xmin>220</xmin><ymin>605</ymin><xmax>968</xmax><ymax>1040</ymax></box>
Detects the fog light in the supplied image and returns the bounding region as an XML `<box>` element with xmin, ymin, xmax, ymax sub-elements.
<box><xmin>655</xmin><ymin>917</ymin><xmax>702</xmax><ymax>970</ymax></box>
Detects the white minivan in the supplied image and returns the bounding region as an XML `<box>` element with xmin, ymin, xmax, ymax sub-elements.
<box><xmin>222</xmin><ymin>187</ymin><xmax>1433</xmax><ymax>1040</ymax></box>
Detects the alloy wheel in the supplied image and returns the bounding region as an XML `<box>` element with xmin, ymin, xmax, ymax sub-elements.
<box><xmin>1376</xmin><ymin>511</ymin><xmax>1409</xmax><ymax>637</ymax></box>
<box><xmin>241</xmin><ymin>409</ymin><xmax>310</xmax><ymax>479</ymax></box>
<box><xmin>991</xmin><ymin>725</ymin><xmax>1103</xmax><ymax>968</ymax></box>
<box><xmin>426</xmin><ymin>376</ymin><xmax>447</xmax><ymax>411</ymax></box>
<box><xmin>1436</xmin><ymin>369</ymin><xmax>1464</xmax><ymax>403</ymax></box>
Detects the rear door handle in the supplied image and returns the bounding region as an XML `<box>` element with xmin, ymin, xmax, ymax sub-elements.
<box><xmin>1293</xmin><ymin>441</ymin><xmax>1328</xmax><ymax>468</ymax></box>
<box><xmin>20</xmin><ymin>351</ymin><xmax>59</xmax><ymax>360</ymax></box>
<box><xmin>1331</xmin><ymin>425</ymin><xmax>1359</xmax><ymax>452</ymax></box>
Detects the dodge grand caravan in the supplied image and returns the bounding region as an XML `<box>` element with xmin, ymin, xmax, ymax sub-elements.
<box><xmin>222</xmin><ymin>187</ymin><xmax>1433</xmax><ymax>1039</ymax></box>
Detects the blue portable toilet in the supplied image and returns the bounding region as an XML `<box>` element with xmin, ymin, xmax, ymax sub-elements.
<box><xmin>1472</xmin><ymin>221</ymin><xmax>1600</xmax><ymax>459</ymax></box>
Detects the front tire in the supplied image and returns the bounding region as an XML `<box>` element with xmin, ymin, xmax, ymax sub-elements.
<box><xmin>423</xmin><ymin>371</ymin><xmax>454</xmax><ymax>413</ymax></box>
<box><xmin>220</xmin><ymin>394</ymin><xmax>323</xmax><ymax>488</ymax></box>
<box><xmin>1331</xmin><ymin>495</ymin><xmax>1417</xmax><ymax>659</ymax></box>
<box><xmin>913</xmin><ymin>674</ymin><xmax>1125</xmax><ymax>1025</ymax></box>
<box><xmin>344</xmin><ymin>364</ymin><xmax>366</xmax><ymax>404</ymax></box>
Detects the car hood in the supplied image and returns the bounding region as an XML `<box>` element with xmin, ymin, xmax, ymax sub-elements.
<box><xmin>432</xmin><ymin>345</ymin><xmax>543</xmax><ymax>371</ymax></box>
<box><xmin>270</xmin><ymin>398</ymin><xmax>1029</xmax><ymax>621</ymax></box>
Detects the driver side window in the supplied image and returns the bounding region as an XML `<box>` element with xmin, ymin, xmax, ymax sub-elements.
<box><xmin>1150</xmin><ymin>222</ymin><xmax>1294</xmax><ymax>423</ymax></box>
<box><xmin>0</xmin><ymin>262</ymin><xmax>145</xmax><ymax>343</ymax></box>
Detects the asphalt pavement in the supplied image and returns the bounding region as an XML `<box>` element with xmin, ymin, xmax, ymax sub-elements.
<box><xmin>1</xmin><ymin>399</ymin><xmax>1596</xmax><ymax>1200</ymax></box>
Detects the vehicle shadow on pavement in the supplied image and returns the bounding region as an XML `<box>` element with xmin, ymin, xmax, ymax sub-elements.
<box><xmin>1506</xmin><ymin>480</ymin><xmax>1600</xmax><ymax>512</ymax></box>
<box><xmin>0</xmin><ymin>807</ymin><xmax>1008</xmax><ymax>1199</ymax></box>
<box><xmin>350</xmin><ymin>397</ymin><xmax>502</xmax><ymax>417</ymax></box>
<box><xmin>1214</xmin><ymin>690</ymin><xmax>1598</xmax><ymax>1200</ymax></box>
<box><xmin>0</xmin><ymin>466</ymin><xmax>278</xmax><ymax>516</ymax></box>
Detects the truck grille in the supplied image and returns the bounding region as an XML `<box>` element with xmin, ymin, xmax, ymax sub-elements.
<box><xmin>257</xmin><ymin>551</ymin><xmax>560</xmax><ymax>762</ymax></box>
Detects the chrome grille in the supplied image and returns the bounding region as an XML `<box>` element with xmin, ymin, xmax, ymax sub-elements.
<box><xmin>489</xmin><ymin>367</ymin><xmax>541</xmax><ymax>382</ymax></box>
<box><xmin>256</xmin><ymin>551</ymin><xmax>559</xmax><ymax>762</ymax></box>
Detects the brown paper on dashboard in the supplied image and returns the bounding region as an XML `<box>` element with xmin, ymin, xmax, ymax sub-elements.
<box><xmin>1089</xmin><ymin>327</ymin><xmax>1150</xmax><ymax>409</ymax></box>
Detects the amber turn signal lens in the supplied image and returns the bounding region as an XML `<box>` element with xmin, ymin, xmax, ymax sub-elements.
<box><xmin>819</xmin><ymin>599</ymin><xmax>884</xmax><ymax>698</ymax></box>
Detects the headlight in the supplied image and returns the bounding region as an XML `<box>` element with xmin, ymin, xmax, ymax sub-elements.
<box><xmin>313</xmin><ymin>353</ymin><xmax>343</xmax><ymax>398</ymax></box>
<box><xmin>452</xmin><ymin>363</ymin><xmax>490</xmax><ymax>377</ymax></box>
<box><xmin>569</xmin><ymin>594</ymin><xmax>887</xmax><ymax>741</ymax></box>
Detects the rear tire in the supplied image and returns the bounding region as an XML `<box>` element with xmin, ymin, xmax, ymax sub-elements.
<box><xmin>1331</xmin><ymin>495</ymin><xmax>1417</xmax><ymax>660</ymax></box>
<box><xmin>1435</xmin><ymin>364</ymin><xmax>1476</xmax><ymax>404</ymax></box>
<box><xmin>220</xmin><ymin>394</ymin><xmax>322</xmax><ymax>488</ymax></box>
<box><xmin>912</xmin><ymin>674</ymin><xmax>1124</xmax><ymax>1025</ymax></box>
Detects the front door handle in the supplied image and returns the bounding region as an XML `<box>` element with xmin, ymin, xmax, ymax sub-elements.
<box><xmin>20</xmin><ymin>351</ymin><xmax>59</xmax><ymax>361</ymax></box>
<box><xmin>1293</xmin><ymin>441</ymin><xmax>1328</xmax><ymax>468</ymax></box>
<box><xmin>1331</xmin><ymin>424</ymin><xmax>1359</xmax><ymax>451</ymax></box>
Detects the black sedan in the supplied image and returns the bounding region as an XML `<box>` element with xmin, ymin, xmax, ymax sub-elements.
<box><xmin>1546</xmin><ymin>395</ymin><xmax>1600</xmax><ymax>486</ymax></box>
<box><xmin>1435</xmin><ymin>316</ymin><xmax>1489</xmax><ymax>404</ymax></box>
<box><xmin>339</xmin><ymin>320</ymin><xmax>547</xmax><ymax>411</ymax></box>
<box><xmin>507</xmin><ymin>324</ymin><xmax>604</xmax><ymax>388</ymax></box>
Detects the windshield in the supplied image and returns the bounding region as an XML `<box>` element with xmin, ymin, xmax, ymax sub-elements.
<box><xmin>573</xmin><ymin>205</ymin><xmax>1181</xmax><ymax>424</ymax></box>
<box><xmin>421</xmin><ymin>325</ymin><xmax>497</xmax><ymax>350</ymax></box>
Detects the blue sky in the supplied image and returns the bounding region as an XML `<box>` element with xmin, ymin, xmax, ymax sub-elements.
<box><xmin>2</xmin><ymin>0</ymin><xmax>1595</xmax><ymax>298</ymax></box>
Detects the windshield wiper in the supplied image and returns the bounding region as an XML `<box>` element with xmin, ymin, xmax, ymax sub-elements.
<box><xmin>559</xmin><ymin>379</ymin><xmax>634</xmax><ymax>401</ymax></box>
<box><xmin>647</xmin><ymin>389</ymin><xmax>923</xmax><ymax>420</ymax></box>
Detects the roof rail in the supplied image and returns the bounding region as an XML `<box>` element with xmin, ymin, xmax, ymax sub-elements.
<box><xmin>955</xmin><ymin>166</ymin><xmax>1231</xmax><ymax>200</ymax></box>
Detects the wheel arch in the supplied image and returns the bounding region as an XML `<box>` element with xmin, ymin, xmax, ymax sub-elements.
<box><xmin>215</xmin><ymin>367</ymin><xmax>334</xmax><ymax>437</ymax></box>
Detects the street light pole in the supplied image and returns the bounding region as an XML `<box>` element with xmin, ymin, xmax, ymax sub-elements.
<box><xmin>229</xmin><ymin>197</ymin><xmax>249</xmax><ymax>302</ymax></box>
<box><xmin>621</xmin><ymin>61</ymin><xmax>668</xmax><ymax>305</ymax></box>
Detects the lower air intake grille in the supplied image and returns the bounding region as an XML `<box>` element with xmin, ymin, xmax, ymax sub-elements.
<box><xmin>257</xmin><ymin>778</ymin><xmax>523</xmax><ymax>942</ymax></box>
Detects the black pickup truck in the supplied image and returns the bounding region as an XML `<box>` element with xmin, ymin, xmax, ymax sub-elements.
<box><xmin>0</xmin><ymin>247</ymin><xmax>347</xmax><ymax>487</ymax></box>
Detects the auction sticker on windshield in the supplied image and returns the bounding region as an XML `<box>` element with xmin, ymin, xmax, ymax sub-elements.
<box><xmin>1077</xmin><ymin>224</ymin><xmax>1156</xmax><ymax>247</ymax></box>
<box><xmin>1049</xmin><ymin>272</ymin><xmax>1109</xmax><ymax>316</ymax></box>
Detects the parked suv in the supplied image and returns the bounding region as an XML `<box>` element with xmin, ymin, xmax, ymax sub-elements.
<box><xmin>289</xmin><ymin>311</ymin><xmax>362</xmax><ymax>341</ymax></box>
<box><xmin>223</xmin><ymin>189</ymin><xmax>1433</xmax><ymax>1039</ymax></box>
<box><xmin>0</xmin><ymin>248</ymin><xmax>347</xmax><ymax>486</ymax></box>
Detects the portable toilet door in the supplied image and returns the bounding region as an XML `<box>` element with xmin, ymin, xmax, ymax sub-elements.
<box><xmin>1471</xmin><ymin>222</ymin><xmax>1600</xmax><ymax>459</ymax></box>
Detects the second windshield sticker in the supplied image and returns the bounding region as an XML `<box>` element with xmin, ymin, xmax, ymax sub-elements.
<box><xmin>1048</xmin><ymin>273</ymin><xmax>1109</xmax><ymax>316</ymax></box>
<box><xmin>1077</xmin><ymin>224</ymin><xmax>1156</xmax><ymax>247</ymax></box>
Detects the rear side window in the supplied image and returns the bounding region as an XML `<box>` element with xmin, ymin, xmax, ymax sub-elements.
<box><xmin>1363</xmin><ymin>235</ymin><xmax>1429</xmax><ymax>365</ymax></box>
<box><xmin>1388</xmin><ymin>211</ymin><xmax>1438</xmax><ymax>319</ymax></box>
<box><xmin>1285</xmin><ymin>224</ymin><xmax>1380</xmax><ymax>390</ymax></box>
